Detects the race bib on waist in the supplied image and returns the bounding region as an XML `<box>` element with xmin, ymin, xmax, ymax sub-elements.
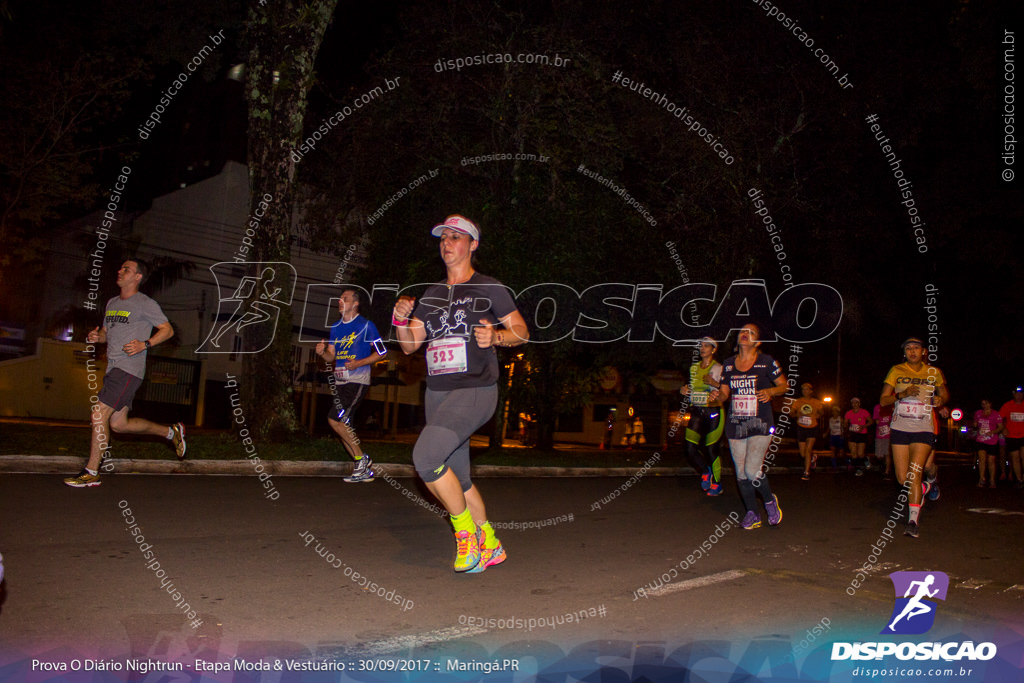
<box><xmin>691</xmin><ymin>391</ymin><xmax>709</xmax><ymax>407</ymax></box>
<box><xmin>798</xmin><ymin>415</ymin><xmax>812</xmax><ymax>427</ymax></box>
<box><xmin>333</xmin><ymin>366</ymin><xmax>349</xmax><ymax>382</ymax></box>
<box><xmin>426</xmin><ymin>337</ymin><xmax>468</xmax><ymax>376</ymax></box>
<box><xmin>851</xmin><ymin>423</ymin><xmax>864</xmax><ymax>433</ymax></box>
<box><xmin>733</xmin><ymin>394</ymin><xmax>758</xmax><ymax>418</ymax></box>
<box><xmin>897</xmin><ymin>400</ymin><xmax>928</xmax><ymax>419</ymax></box>
<box><xmin>877</xmin><ymin>424</ymin><xmax>890</xmax><ymax>438</ymax></box>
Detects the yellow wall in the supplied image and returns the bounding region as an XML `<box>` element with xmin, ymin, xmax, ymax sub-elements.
<box><xmin>0</xmin><ymin>339</ymin><xmax>105</xmax><ymax>420</ymax></box>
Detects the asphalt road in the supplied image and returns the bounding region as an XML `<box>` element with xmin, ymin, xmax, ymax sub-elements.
<box><xmin>1</xmin><ymin>467</ymin><xmax>1021</xmax><ymax>681</ymax></box>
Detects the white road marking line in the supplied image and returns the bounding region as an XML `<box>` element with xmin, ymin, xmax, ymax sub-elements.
<box><xmin>339</xmin><ymin>626</ymin><xmax>490</xmax><ymax>657</ymax></box>
<box><xmin>646</xmin><ymin>569</ymin><xmax>747</xmax><ymax>597</ymax></box>
<box><xmin>967</xmin><ymin>507</ymin><xmax>1024</xmax><ymax>516</ymax></box>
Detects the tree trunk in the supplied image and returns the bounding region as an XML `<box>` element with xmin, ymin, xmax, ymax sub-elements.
<box><xmin>532</xmin><ymin>346</ymin><xmax>557</xmax><ymax>451</ymax></box>
<box><xmin>243</xmin><ymin>0</ymin><xmax>338</xmax><ymax>438</ymax></box>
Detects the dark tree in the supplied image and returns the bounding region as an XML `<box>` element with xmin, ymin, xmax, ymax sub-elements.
<box><xmin>242</xmin><ymin>0</ymin><xmax>338</xmax><ymax>437</ymax></box>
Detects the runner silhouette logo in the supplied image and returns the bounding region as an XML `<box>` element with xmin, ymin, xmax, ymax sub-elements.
<box><xmin>882</xmin><ymin>571</ymin><xmax>949</xmax><ymax>635</ymax></box>
<box><xmin>197</xmin><ymin>262</ymin><xmax>297</xmax><ymax>354</ymax></box>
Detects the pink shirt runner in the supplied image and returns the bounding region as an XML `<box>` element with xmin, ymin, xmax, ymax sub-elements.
<box><xmin>974</xmin><ymin>410</ymin><xmax>1002</xmax><ymax>446</ymax></box>
<box><xmin>845</xmin><ymin>408</ymin><xmax>871</xmax><ymax>434</ymax></box>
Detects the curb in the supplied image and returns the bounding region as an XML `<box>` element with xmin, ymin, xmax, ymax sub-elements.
<box><xmin>0</xmin><ymin>455</ymin><xmax>816</xmax><ymax>478</ymax></box>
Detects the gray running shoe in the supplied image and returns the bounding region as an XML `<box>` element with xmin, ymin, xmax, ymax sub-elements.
<box><xmin>344</xmin><ymin>455</ymin><xmax>375</xmax><ymax>483</ymax></box>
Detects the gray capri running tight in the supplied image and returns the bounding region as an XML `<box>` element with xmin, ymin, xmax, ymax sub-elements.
<box><xmin>413</xmin><ymin>384</ymin><xmax>498</xmax><ymax>490</ymax></box>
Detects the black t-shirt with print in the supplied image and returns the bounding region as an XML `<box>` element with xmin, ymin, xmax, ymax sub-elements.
<box><xmin>412</xmin><ymin>273</ymin><xmax>519</xmax><ymax>391</ymax></box>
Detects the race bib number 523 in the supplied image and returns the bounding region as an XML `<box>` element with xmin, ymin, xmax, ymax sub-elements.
<box><xmin>426</xmin><ymin>338</ymin><xmax>468</xmax><ymax>376</ymax></box>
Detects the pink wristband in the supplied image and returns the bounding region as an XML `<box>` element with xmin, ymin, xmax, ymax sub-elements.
<box><xmin>392</xmin><ymin>314</ymin><xmax>408</xmax><ymax>327</ymax></box>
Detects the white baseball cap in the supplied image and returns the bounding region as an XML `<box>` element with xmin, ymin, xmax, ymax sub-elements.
<box><xmin>431</xmin><ymin>214</ymin><xmax>480</xmax><ymax>241</ymax></box>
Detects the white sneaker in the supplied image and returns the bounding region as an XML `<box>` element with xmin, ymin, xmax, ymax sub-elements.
<box><xmin>344</xmin><ymin>455</ymin><xmax>375</xmax><ymax>483</ymax></box>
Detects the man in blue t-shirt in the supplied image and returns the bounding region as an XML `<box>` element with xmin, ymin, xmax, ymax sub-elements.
<box><xmin>316</xmin><ymin>287</ymin><xmax>387</xmax><ymax>482</ymax></box>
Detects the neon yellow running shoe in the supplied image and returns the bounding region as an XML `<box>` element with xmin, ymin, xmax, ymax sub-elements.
<box><xmin>466</xmin><ymin>531</ymin><xmax>507</xmax><ymax>573</ymax></box>
<box><xmin>453</xmin><ymin>530</ymin><xmax>480</xmax><ymax>572</ymax></box>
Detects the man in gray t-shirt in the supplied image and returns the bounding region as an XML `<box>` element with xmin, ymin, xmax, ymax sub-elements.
<box><xmin>65</xmin><ymin>260</ymin><xmax>188</xmax><ymax>488</ymax></box>
<box><xmin>103</xmin><ymin>287</ymin><xmax>169</xmax><ymax>379</ymax></box>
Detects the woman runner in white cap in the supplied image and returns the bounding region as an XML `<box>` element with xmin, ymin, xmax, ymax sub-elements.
<box><xmin>392</xmin><ymin>215</ymin><xmax>529</xmax><ymax>572</ymax></box>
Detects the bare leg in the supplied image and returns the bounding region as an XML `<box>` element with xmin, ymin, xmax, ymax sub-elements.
<box><xmin>109</xmin><ymin>407</ymin><xmax>169</xmax><ymax>438</ymax></box>
<box><xmin>906</xmin><ymin>444</ymin><xmax>931</xmax><ymax>507</ymax></box>
<box><xmin>87</xmin><ymin>404</ymin><xmax>173</xmax><ymax>472</ymax></box>
<box><xmin>86</xmin><ymin>402</ymin><xmax>116</xmax><ymax>472</ymax></box>
<box><xmin>464</xmin><ymin>484</ymin><xmax>487</xmax><ymax>526</ymax></box>
<box><xmin>892</xmin><ymin>443</ymin><xmax>929</xmax><ymax>507</ymax></box>
<box><xmin>799</xmin><ymin>440</ymin><xmax>810</xmax><ymax>473</ymax></box>
<box><xmin>425</xmin><ymin>469</ymin><xmax>470</xmax><ymax>516</ymax></box>
<box><xmin>892</xmin><ymin>444</ymin><xmax>910</xmax><ymax>487</ymax></box>
<box><xmin>328</xmin><ymin>416</ymin><xmax>364</xmax><ymax>461</ymax></box>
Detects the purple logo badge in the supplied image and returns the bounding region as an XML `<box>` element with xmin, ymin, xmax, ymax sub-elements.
<box><xmin>882</xmin><ymin>571</ymin><xmax>949</xmax><ymax>635</ymax></box>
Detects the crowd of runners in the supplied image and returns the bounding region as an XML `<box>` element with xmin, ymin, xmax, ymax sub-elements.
<box><xmin>787</xmin><ymin>385</ymin><xmax>1024</xmax><ymax>492</ymax></box>
<box><xmin>64</xmin><ymin>224</ymin><xmax>1023</xmax><ymax>561</ymax></box>
<box><xmin>677</xmin><ymin>333</ymin><xmax>1024</xmax><ymax>539</ymax></box>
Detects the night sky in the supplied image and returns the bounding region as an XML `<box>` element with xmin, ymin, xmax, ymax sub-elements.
<box><xmin>3</xmin><ymin>0</ymin><xmax>1021</xmax><ymax>406</ymax></box>
<box><xmin>1</xmin><ymin>1</ymin><xmax>1022</xmax><ymax>680</ymax></box>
